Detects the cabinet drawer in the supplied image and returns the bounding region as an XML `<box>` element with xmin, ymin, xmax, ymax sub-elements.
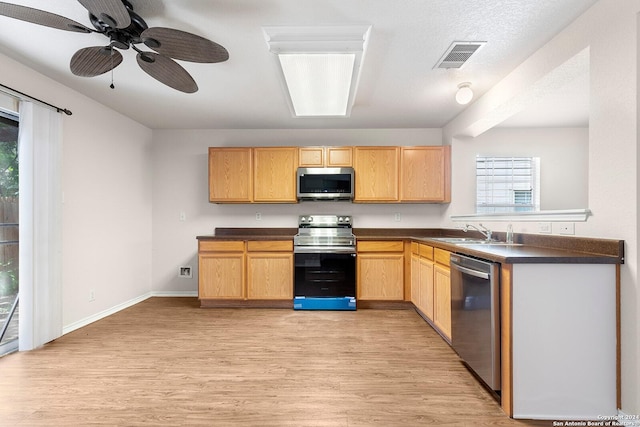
<box><xmin>199</xmin><ymin>240</ymin><xmax>245</xmax><ymax>252</ymax></box>
<box><xmin>411</xmin><ymin>242</ymin><xmax>419</xmax><ymax>255</ymax></box>
<box><xmin>247</xmin><ymin>240</ymin><xmax>293</xmax><ymax>252</ymax></box>
<box><xmin>419</xmin><ymin>244</ymin><xmax>434</xmax><ymax>260</ymax></box>
<box><xmin>357</xmin><ymin>240</ymin><xmax>404</xmax><ymax>252</ymax></box>
<box><xmin>434</xmin><ymin>248</ymin><xmax>450</xmax><ymax>266</ymax></box>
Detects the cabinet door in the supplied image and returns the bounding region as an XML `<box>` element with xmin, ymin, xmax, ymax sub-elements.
<box><xmin>357</xmin><ymin>253</ymin><xmax>404</xmax><ymax>300</ymax></box>
<box><xmin>400</xmin><ymin>146</ymin><xmax>451</xmax><ymax>202</ymax></box>
<box><xmin>247</xmin><ymin>253</ymin><xmax>293</xmax><ymax>299</ymax></box>
<box><xmin>326</xmin><ymin>147</ymin><xmax>353</xmax><ymax>167</ymax></box>
<box><xmin>208</xmin><ymin>147</ymin><xmax>252</xmax><ymax>202</ymax></box>
<box><xmin>298</xmin><ymin>147</ymin><xmax>324</xmax><ymax>167</ymax></box>
<box><xmin>419</xmin><ymin>257</ymin><xmax>435</xmax><ymax>320</ymax></box>
<box><xmin>411</xmin><ymin>253</ymin><xmax>421</xmax><ymax>306</ymax></box>
<box><xmin>433</xmin><ymin>264</ymin><xmax>451</xmax><ymax>340</ymax></box>
<box><xmin>353</xmin><ymin>147</ymin><xmax>399</xmax><ymax>202</ymax></box>
<box><xmin>198</xmin><ymin>253</ymin><xmax>245</xmax><ymax>299</ymax></box>
<box><xmin>253</xmin><ymin>147</ymin><xmax>298</xmax><ymax>202</ymax></box>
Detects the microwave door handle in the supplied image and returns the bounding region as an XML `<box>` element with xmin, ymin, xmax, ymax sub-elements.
<box><xmin>451</xmin><ymin>262</ymin><xmax>490</xmax><ymax>280</ymax></box>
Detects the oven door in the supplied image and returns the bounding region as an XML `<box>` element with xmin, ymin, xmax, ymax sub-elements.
<box><xmin>294</xmin><ymin>251</ymin><xmax>356</xmax><ymax>298</ymax></box>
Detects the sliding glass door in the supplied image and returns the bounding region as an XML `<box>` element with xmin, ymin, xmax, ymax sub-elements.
<box><xmin>0</xmin><ymin>112</ymin><xmax>19</xmax><ymax>356</ymax></box>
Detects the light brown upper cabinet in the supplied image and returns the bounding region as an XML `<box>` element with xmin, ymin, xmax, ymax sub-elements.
<box><xmin>208</xmin><ymin>147</ymin><xmax>253</xmax><ymax>203</ymax></box>
<box><xmin>299</xmin><ymin>146</ymin><xmax>353</xmax><ymax>167</ymax></box>
<box><xmin>253</xmin><ymin>147</ymin><xmax>298</xmax><ymax>203</ymax></box>
<box><xmin>400</xmin><ymin>146</ymin><xmax>451</xmax><ymax>203</ymax></box>
<box><xmin>353</xmin><ymin>146</ymin><xmax>400</xmax><ymax>202</ymax></box>
<box><xmin>209</xmin><ymin>145</ymin><xmax>449</xmax><ymax>204</ymax></box>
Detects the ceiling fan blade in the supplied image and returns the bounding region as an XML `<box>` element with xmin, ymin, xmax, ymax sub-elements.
<box><xmin>136</xmin><ymin>52</ymin><xmax>198</xmax><ymax>93</ymax></box>
<box><xmin>70</xmin><ymin>46</ymin><xmax>123</xmax><ymax>77</ymax></box>
<box><xmin>141</xmin><ymin>27</ymin><xmax>229</xmax><ymax>63</ymax></box>
<box><xmin>77</xmin><ymin>0</ymin><xmax>130</xmax><ymax>29</ymax></box>
<box><xmin>0</xmin><ymin>2</ymin><xmax>92</xmax><ymax>33</ymax></box>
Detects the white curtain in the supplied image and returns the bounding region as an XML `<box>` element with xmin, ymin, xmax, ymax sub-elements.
<box><xmin>18</xmin><ymin>101</ymin><xmax>63</xmax><ymax>351</ymax></box>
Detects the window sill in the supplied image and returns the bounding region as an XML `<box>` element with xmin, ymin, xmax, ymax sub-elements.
<box><xmin>450</xmin><ymin>208</ymin><xmax>591</xmax><ymax>222</ymax></box>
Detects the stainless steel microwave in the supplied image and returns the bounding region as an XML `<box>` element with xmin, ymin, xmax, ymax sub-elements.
<box><xmin>296</xmin><ymin>167</ymin><xmax>355</xmax><ymax>201</ymax></box>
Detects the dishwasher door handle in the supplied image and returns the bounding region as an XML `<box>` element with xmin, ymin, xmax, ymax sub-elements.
<box><xmin>451</xmin><ymin>262</ymin><xmax>490</xmax><ymax>280</ymax></box>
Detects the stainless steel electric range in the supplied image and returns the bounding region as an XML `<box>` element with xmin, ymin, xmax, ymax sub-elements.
<box><xmin>293</xmin><ymin>215</ymin><xmax>356</xmax><ymax>310</ymax></box>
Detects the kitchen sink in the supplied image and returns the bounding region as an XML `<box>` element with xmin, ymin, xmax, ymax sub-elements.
<box><xmin>457</xmin><ymin>242</ymin><xmax>523</xmax><ymax>247</ymax></box>
<box><xmin>429</xmin><ymin>237</ymin><xmax>487</xmax><ymax>243</ymax></box>
<box><xmin>429</xmin><ymin>237</ymin><xmax>523</xmax><ymax>246</ymax></box>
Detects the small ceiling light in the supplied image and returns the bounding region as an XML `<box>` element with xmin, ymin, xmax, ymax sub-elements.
<box><xmin>455</xmin><ymin>82</ymin><xmax>474</xmax><ymax>105</ymax></box>
<box><xmin>263</xmin><ymin>25</ymin><xmax>371</xmax><ymax>117</ymax></box>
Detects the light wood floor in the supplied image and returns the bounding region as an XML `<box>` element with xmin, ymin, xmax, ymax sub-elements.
<box><xmin>0</xmin><ymin>298</ymin><xmax>551</xmax><ymax>426</ymax></box>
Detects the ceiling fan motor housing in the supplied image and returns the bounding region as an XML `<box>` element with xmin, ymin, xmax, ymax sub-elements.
<box><xmin>88</xmin><ymin>1</ymin><xmax>148</xmax><ymax>49</ymax></box>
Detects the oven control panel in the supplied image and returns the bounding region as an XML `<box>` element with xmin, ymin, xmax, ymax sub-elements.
<box><xmin>298</xmin><ymin>215</ymin><xmax>352</xmax><ymax>228</ymax></box>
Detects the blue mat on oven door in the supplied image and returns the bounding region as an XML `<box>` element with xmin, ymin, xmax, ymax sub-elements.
<box><xmin>293</xmin><ymin>296</ymin><xmax>356</xmax><ymax>311</ymax></box>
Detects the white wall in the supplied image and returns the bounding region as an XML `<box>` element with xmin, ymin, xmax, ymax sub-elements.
<box><xmin>451</xmin><ymin>127</ymin><xmax>588</xmax><ymax>216</ymax></box>
<box><xmin>0</xmin><ymin>52</ymin><xmax>154</xmax><ymax>329</ymax></box>
<box><xmin>150</xmin><ymin>128</ymin><xmax>444</xmax><ymax>294</ymax></box>
<box><xmin>444</xmin><ymin>0</ymin><xmax>639</xmax><ymax>414</ymax></box>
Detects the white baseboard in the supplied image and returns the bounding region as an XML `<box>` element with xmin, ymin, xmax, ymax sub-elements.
<box><xmin>61</xmin><ymin>291</ymin><xmax>198</xmax><ymax>335</ymax></box>
<box><xmin>151</xmin><ymin>290</ymin><xmax>198</xmax><ymax>297</ymax></box>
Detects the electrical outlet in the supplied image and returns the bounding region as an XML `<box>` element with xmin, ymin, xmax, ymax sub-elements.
<box><xmin>538</xmin><ymin>222</ymin><xmax>552</xmax><ymax>234</ymax></box>
<box><xmin>178</xmin><ymin>266</ymin><xmax>192</xmax><ymax>278</ymax></box>
<box><xmin>179</xmin><ymin>211</ymin><xmax>186</xmax><ymax>221</ymax></box>
<box><xmin>556</xmin><ymin>222</ymin><xmax>575</xmax><ymax>235</ymax></box>
<box><xmin>255</xmin><ymin>212</ymin><xmax>262</xmax><ymax>221</ymax></box>
<box><xmin>394</xmin><ymin>213</ymin><xmax>401</xmax><ymax>222</ymax></box>
<box><xmin>89</xmin><ymin>289</ymin><xmax>95</xmax><ymax>302</ymax></box>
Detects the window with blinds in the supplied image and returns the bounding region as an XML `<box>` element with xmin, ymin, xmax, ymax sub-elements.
<box><xmin>476</xmin><ymin>156</ymin><xmax>540</xmax><ymax>213</ymax></box>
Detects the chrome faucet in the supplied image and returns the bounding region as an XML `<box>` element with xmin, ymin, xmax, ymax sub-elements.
<box><xmin>463</xmin><ymin>223</ymin><xmax>493</xmax><ymax>241</ymax></box>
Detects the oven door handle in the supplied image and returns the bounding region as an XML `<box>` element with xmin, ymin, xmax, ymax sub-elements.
<box><xmin>450</xmin><ymin>261</ymin><xmax>490</xmax><ymax>280</ymax></box>
<box><xmin>294</xmin><ymin>247</ymin><xmax>356</xmax><ymax>254</ymax></box>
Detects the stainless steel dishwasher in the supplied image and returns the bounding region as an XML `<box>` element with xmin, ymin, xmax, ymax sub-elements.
<box><xmin>450</xmin><ymin>253</ymin><xmax>501</xmax><ymax>393</ymax></box>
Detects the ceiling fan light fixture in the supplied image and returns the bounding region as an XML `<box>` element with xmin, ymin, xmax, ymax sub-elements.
<box><xmin>456</xmin><ymin>82</ymin><xmax>474</xmax><ymax>105</ymax></box>
<box><xmin>263</xmin><ymin>25</ymin><xmax>371</xmax><ymax>118</ymax></box>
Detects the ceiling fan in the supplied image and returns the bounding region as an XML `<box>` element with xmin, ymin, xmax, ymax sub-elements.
<box><xmin>0</xmin><ymin>0</ymin><xmax>229</xmax><ymax>93</ymax></box>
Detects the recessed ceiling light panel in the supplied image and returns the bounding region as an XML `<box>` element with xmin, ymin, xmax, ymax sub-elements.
<box><xmin>263</xmin><ymin>25</ymin><xmax>371</xmax><ymax>118</ymax></box>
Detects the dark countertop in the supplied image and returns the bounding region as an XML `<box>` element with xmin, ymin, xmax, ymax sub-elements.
<box><xmin>197</xmin><ymin>227</ymin><xmax>624</xmax><ymax>265</ymax></box>
<box><xmin>197</xmin><ymin>228</ymin><xmax>297</xmax><ymax>241</ymax></box>
<box><xmin>410</xmin><ymin>237</ymin><xmax>621</xmax><ymax>264</ymax></box>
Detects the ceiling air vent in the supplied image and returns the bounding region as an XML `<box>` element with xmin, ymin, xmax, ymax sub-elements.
<box><xmin>434</xmin><ymin>41</ymin><xmax>486</xmax><ymax>69</ymax></box>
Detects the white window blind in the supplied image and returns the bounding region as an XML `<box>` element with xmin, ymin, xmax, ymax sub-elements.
<box><xmin>476</xmin><ymin>156</ymin><xmax>540</xmax><ymax>213</ymax></box>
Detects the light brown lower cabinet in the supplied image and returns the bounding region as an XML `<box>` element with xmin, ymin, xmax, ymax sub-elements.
<box><xmin>198</xmin><ymin>239</ymin><xmax>293</xmax><ymax>303</ymax></box>
<box><xmin>198</xmin><ymin>241</ymin><xmax>246</xmax><ymax>299</ymax></box>
<box><xmin>247</xmin><ymin>252</ymin><xmax>293</xmax><ymax>299</ymax></box>
<box><xmin>433</xmin><ymin>263</ymin><xmax>451</xmax><ymax>341</ymax></box>
<box><xmin>357</xmin><ymin>240</ymin><xmax>405</xmax><ymax>300</ymax></box>
<box><xmin>410</xmin><ymin>243</ymin><xmax>451</xmax><ymax>341</ymax></box>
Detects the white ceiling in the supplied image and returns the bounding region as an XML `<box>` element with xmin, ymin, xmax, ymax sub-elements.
<box><xmin>0</xmin><ymin>0</ymin><xmax>596</xmax><ymax>130</ymax></box>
